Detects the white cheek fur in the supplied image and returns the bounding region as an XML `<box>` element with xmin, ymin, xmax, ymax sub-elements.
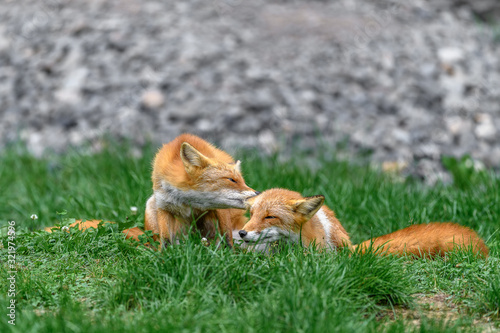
<box><xmin>233</xmin><ymin>230</ymin><xmax>269</xmax><ymax>252</ymax></box>
<box><xmin>243</xmin><ymin>227</ymin><xmax>300</xmax><ymax>244</ymax></box>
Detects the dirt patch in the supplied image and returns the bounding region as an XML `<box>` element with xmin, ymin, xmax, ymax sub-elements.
<box><xmin>383</xmin><ymin>293</ymin><xmax>459</xmax><ymax>323</ymax></box>
<box><xmin>382</xmin><ymin>293</ymin><xmax>498</xmax><ymax>331</ymax></box>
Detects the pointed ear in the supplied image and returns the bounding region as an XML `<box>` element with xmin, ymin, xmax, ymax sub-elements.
<box><xmin>234</xmin><ymin>160</ymin><xmax>242</xmax><ymax>173</ymax></box>
<box><xmin>292</xmin><ymin>195</ymin><xmax>325</xmax><ymax>220</ymax></box>
<box><xmin>180</xmin><ymin>143</ymin><xmax>211</xmax><ymax>169</ymax></box>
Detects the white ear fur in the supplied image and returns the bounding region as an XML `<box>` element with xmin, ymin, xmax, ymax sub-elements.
<box><xmin>235</xmin><ymin>160</ymin><xmax>242</xmax><ymax>173</ymax></box>
<box><xmin>180</xmin><ymin>143</ymin><xmax>210</xmax><ymax>169</ymax></box>
<box><xmin>293</xmin><ymin>195</ymin><xmax>325</xmax><ymax>220</ymax></box>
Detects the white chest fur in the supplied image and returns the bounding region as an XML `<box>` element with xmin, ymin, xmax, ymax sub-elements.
<box><xmin>315</xmin><ymin>207</ymin><xmax>332</xmax><ymax>247</ymax></box>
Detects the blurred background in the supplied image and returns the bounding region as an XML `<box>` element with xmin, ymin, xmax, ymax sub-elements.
<box><xmin>0</xmin><ymin>0</ymin><xmax>499</xmax><ymax>183</ymax></box>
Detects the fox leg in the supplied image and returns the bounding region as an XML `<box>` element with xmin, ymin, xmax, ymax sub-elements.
<box><xmin>145</xmin><ymin>195</ymin><xmax>161</xmax><ymax>242</ymax></box>
<box><xmin>155</xmin><ymin>209</ymin><xmax>187</xmax><ymax>248</ymax></box>
<box><xmin>145</xmin><ymin>195</ymin><xmax>183</xmax><ymax>248</ymax></box>
<box><xmin>214</xmin><ymin>210</ymin><xmax>235</xmax><ymax>248</ymax></box>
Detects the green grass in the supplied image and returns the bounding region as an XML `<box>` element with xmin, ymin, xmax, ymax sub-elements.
<box><xmin>1</xmin><ymin>141</ymin><xmax>499</xmax><ymax>332</ymax></box>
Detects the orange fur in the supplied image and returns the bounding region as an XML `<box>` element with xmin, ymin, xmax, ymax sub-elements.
<box><xmin>152</xmin><ymin>134</ymin><xmax>234</xmax><ymax>191</ymax></box>
<box><xmin>240</xmin><ymin>189</ymin><xmax>488</xmax><ymax>258</ymax></box>
<box><xmin>355</xmin><ymin>222</ymin><xmax>488</xmax><ymax>257</ymax></box>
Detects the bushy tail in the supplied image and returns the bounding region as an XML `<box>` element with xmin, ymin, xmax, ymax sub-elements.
<box><xmin>44</xmin><ymin>219</ymin><xmax>145</xmax><ymax>241</ymax></box>
<box><xmin>352</xmin><ymin>223</ymin><xmax>488</xmax><ymax>258</ymax></box>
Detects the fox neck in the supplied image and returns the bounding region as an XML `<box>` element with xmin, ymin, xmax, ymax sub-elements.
<box><xmin>296</xmin><ymin>208</ymin><xmax>329</xmax><ymax>248</ymax></box>
<box><xmin>300</xmin><ymin>206</ymin><xmax>352</xmax><ymax>250</ymax></box>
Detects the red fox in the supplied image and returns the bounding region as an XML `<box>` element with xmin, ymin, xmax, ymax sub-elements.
<box><xmin>238</xmin><ymin>189</ymin><xmax>489</xmax><ymax>257</ymax></box>
<box><xmin>144</xmin><ymin>134</ymin><xmax>259</xmax><ymax>246</ymax></box>
<box><xmin>46</xmin><ymin>134</ymin><xmax>259</xmax><ymax>248</ymax></box>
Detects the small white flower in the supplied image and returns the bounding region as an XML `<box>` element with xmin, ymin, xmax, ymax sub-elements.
<box><xmin>201</xmin><ymin>237</ymin><xmax>209</xmax><ymax>246</ymax></box>
<box><xmin>61</xmin><ymin>226</ymin><xmax>69</xmax><ymax>232</ymax></box>
<box><xmin>130</xmin><ymin>206</ymin><xmax>138</xmax><ymax>215</ymax></box>
<box><xmin>464</xmin><ymin>159</ymin><xmax>474</xmax><ymax>169</ymax></box>
<box><xmin>31</xmin><ymin>214</ymin><xmax>38</xmax><ymax>220</ymax></box>
<box><xmin>474</xmin><ymin>160</ymin><xmax>485</xmax><ymax>172</ymax></box>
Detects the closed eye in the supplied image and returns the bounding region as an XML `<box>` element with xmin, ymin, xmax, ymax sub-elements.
<box><xmin>227</xmin><ymin>178</ymin><xmax>237</xmax><ymax>183</ymax></box>
<box><xmin>265</xmin><ymin>216</ymin><xmax>277</xmax><ymax>219</ymax></box>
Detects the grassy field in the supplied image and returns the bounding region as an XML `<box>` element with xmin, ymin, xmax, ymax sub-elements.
<box><xmin>1</xmin><ymin>141</ymin><xmax>499</xmax><ymax>332</ymax></box>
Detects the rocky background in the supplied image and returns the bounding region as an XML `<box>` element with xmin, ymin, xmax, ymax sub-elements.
<box><xmin>1</xmin><ymin>0</ymin><xmax>499</xmax><ymax>183</ymax></box>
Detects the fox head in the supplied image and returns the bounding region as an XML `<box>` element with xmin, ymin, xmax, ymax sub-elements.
<box><xmin>238</xmin><ymin>189</ymin><xmax>324</xmax><ymax>244</ymax></box>
<box><xmin>155</xmin><ymin>142</ymin><xmax>259</xmax><ymax>210</ymax></box>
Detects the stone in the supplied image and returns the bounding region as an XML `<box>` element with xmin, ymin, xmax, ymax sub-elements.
<box><xmin>1</xmin><ymin>0</ymin><xmax>500</xmax><ymax>184</ymax></box>
<box><xmin>437</xmin><ymin>47</ymin><xmax>465</xmax><ymax>65</ymax></box>
<box><xmin>474</xmin><ymin>113</ymin><xmax>497</xmax><ymax>141</ymax></box>
<box><xmin>141</xmin><ymin>89</ymin><xmax>165</xmax><ymax>109</ymax></box>
<box><xmin>382</xmin><ymin>160</ymin><xmax>409</xmax><ymax>174</ymax></box>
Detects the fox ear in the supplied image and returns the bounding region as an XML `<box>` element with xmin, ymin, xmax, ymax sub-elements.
<box><xmin>292</xmin><ymin>195</ymin><xmax>325</xmax><ymax>220</ymax></box>
<box><xmin>234</xmin><ymin>160</ymin><xmax>242</xmax><ymax>173</ymax></box>
<box><xmin>180</xmin><ymin>143</ymin><xmax>211</xmax><ymax>169</ymax></box>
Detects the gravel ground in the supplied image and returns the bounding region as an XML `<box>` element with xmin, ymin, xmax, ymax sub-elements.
<box><xmin>0</xmin><ymin>0</ymin><xmax>499</xmax><ymax>183</ymax></box>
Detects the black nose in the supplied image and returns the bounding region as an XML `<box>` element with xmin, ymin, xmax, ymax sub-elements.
<box><xmin>255</xmin><ymin>191</ymin><xmax>261</xmax><ymax>195</ymax></box>
<box><xmin>239</xmin><ymin>230</ymin><xmax>247</xmax><ymax>238</ymax></box>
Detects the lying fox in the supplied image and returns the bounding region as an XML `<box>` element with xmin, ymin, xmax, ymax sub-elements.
<box><xmin>238</xmin><ymin>189</ymin><xmax>489</xmax><ymax>257</ymax></box>
<box><xmin>46</xmin><ymin>134</ymin><xmax>259</xmax><ymax>248</ymax></box>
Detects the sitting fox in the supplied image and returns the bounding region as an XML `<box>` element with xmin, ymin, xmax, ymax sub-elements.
<box><xmin>46</xmin><ymin>134</ymin><xmax>259</xmax><ymax>248</ymax></box>
<box><xmin>145</xmin><ymin>134</ymin><xmax>259</xmax><ymax>247</ymax></box>
<box><xmin>238</xmin><ymin>189</ymin><xmax>489</xmax><ymax>257</ymax></box>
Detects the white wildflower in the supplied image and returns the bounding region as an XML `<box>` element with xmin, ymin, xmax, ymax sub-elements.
<box><xmin>61</xmin><ymin>226</ymin><xmax>69</xmax><ymax>232</ymax></box>
<box><xmin>201</xmin><ymin>237</ymin><xmax>209</xmax><ymax>246</ymax></box>
<box><xmin>464</xmin><ymin>158</ymin><xmax>474</xmax><ymax>169</ymax></box>
<box><xmin>30</xmin><ymin>214</ymin><xmax>38</xmax><ymax>220</ymax></box>
<box><xmin>130</xmin><ymin>206</ymin><xmax>138</xmax><ymax>215</ymax></box>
